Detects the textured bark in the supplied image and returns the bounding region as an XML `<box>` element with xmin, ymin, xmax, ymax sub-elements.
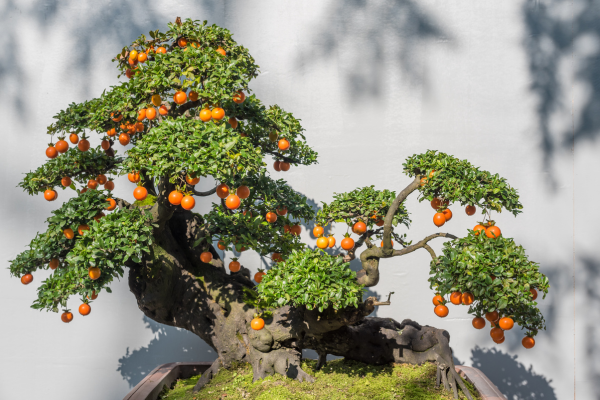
<box><xmin>127</xmin><ymin>208</ymin><xmax>471</xmax><ymax>399</ymax></box>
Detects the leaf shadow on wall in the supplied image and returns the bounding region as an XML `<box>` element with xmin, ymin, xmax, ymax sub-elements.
<box><xmin>523</xmin><ymin>0</ymin><xmax>600</xmax><ymax>188</ymax></box>
<box><xmin>117</xmin><ymin>316</ymin><xmax>215</xmax><ymax>388</ymax></box>
<box><xmin>295</xmin><ymin>0</ymin><xmax>455</xmax><ymax>99</ymax></box>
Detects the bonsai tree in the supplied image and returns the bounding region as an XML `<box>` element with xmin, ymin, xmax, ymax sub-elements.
<box><xmin>10</xmin><ymin>18</ymin><xmax>549</xmax><ymax>399</ymax></box>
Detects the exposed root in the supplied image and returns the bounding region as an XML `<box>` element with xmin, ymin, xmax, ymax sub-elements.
<box><xmin>250</xmin><ymin>348</ymin><xmax>314</xmax><ymax>383</ymax></box>
<box><xmin>192</xmin><ymin>358</ymin><xmax>222</xmax><ymax>392</ymax></box>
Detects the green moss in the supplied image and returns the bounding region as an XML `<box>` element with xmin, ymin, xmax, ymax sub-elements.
<box><xmin>134</xmin><ymin>194</ymin><xmax>157</xmax><ymax>207</ymax></box>
<box><xmin>157</xmin><ymin>359</ymin><xmax>480</xmax><ymax>400</ymax></box>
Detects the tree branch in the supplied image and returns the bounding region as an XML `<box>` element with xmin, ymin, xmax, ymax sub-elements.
<box><xmin>391</xmin><ymin>233</ymin><xmax>457</xmax><ymax>257</ymax></box>
<box><xmin>192</xmin><ymin>186</ymin><xmax>217</xmax><ymax>197</ymax></box>
<box><xmin>382</xmin><ymin>176</ymin><xmax>421</xmax><ymax>251</ymax></box>
<box><xmin>264</xmin><ymin>150</ymin><xmax>301</xmax><ymax>164</ymax></box>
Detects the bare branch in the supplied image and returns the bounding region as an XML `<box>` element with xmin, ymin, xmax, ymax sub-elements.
<box><xmin>382</xmin><ymin>176</ymin><xmax>421</xmax><ymax>249</ymax></box>
<box><xmin>192</xmin><ymin>186</ymin><xmax>217</xmax><ymax>197</ymax></box>
<box><xmin>391</xmin><ymin>232</ymin><xmax>457</xmax><ymax>257</ymax></box>
<box><xmin>371</xmin><ymin>291</ymin><xmax>395</xmax><ymax>306</ymax></box>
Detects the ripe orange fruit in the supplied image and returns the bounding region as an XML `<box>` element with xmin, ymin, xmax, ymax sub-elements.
<box><xmin>316</xmin><ymin>237</ymin><xmax>329</xmax><ymax>249</ymax></box>
<box><xmin>225</xmin><ymin>194</ymin><xmax>241</xmax><ymax>210</ymax></box>
<box><xmin>135</xmin><ymin>122</ymin><xmax>144</xmax><ymax>132</ymax></box>
<box><xmin>353</xmin><ymin>221</ymin><xmax>367</xmax><ymax>235</ymax></box>
<box><xmin>107</xmin><ymin>128</ymin><xmax>116</xmax><ymax>137</ymax></box>
<box><xmin>313</xmin><ymin>226</ymin><xmax>324</xmax><ymax>236</ymax></box>
<box><xmin>88</xmin><ymin>290</ymin><xmax>98</xmax><ymax>300</ymax></box>
<box><xmin>80</xmin><ymin>188</ymin><xmax>88</xmax><ymax>194</ymax></box>
<box><xmin>156</xmin><ymin>46</ymin><xmax>167</xmax><ymax>54</ymax></box>
<box><xmin>233</xmin><ymin>91</ymin><xmax>246</xmax><ymax>104</ymax></box>
<box><xmin>236</xmin><ymin>185</ymin><xmax>250</xmax><ymax>199</ymax></box>
<box><xmin>243</xmin><ymin>210</ymin><xmax>253</xmax><ymax>218</ymax></box>
<box><xmin>450</xmin><ymin>292</ymin><xmax>462</xmax><ymax>305</ymax></box>
<box><xmin>265</xmin><ymin>212</ymin><xmax>278</xmax><ymax>223</ymax></box>
<box><xmin>87</xmin><ymin>179</ymin><xmax>98</xmax><ymax>190</ymax></box>
<box><xmin>78</xmin><ymin>224</ymin><xmax>90</xmax><ymax>235</ymax></box>
<box><xmin>432</xmin><ymin>294</ymin><xmax>444</xmax><ymax>306</ymax></box>
<box><xmin>278</xmin><ymin>139</ymin><xmax>290</xmax><ymax>151</ymax></box>
<box><xmin>128</xmin><ymin>172</ymin><xmax>140</xmax><ymax>183</ymax></box>
<box><xmin>88</xmin><ymin>267</ymin><xmax>101</xmax><ymax>280</ymax></box>
<box><xmin>472</xmin><ymin>317</ymin><xmax>486</xmax><ymax>329</ymax></box>
<box><xmin>461</xmin><ymin>292</ymin><xmax>474</xmax><ymax>305</ymax></box>
<box><xmin>44</xmin><ymin>189</ymin><xmax>57</xmax><ymax>201</ymax></box>
<box><xmin>186</xmin><ymin>175</ymin><xmax>200</xmax><ymax>185</ymax></box>
<box><xmin>420</xmin><ymin>177</ymin><xmax>428</xmax><ymax>186</ymax></box>
<box><xmin>146</xmin><ymin>107</ymin><xmax>157</xmax><ymax>120</ymax></box>
<box><xmin>442</xmin><ymin>209</ymin><xmax>452</xmax><ymax>222</ymax></box>
<box><xmin>57</xmin><ymin>177</ymin><xmax>70</xmax><ymax>189</ymax></box>
<box><xmin>49</xmin><ymin>258</ymin><xmax>59</xmax><ymax>270</ymax></box>
<box><xmin>530</xmin><ymin>288</ymin><xmax>538</xmax><ymax>300</ymax></box>
<box><xmin>93</xmin><ymin>212</ymin><xmax>105</xmax><ymax>222</ymax></box>
<box><xmin>290</xmin><ymin>225</ymin><xmax>301</xmax><ymax>236</ymax></box>
<box><xmin>129</xmin><ymin>50</ymin><xmax>138</xmax><ymax>60</ymax></box>
<box><xmin>46</xmin><ymin>146</ymin><xmax>58</xmax><ymax>159</ymax></box>
<box><xmin>499</xmin><ymin>317</ymin><xmax>514</xmax><ymax>330</ymax></box>
<box><xmin>276</xmin><ymin>207</ymin><xmax>287</xmax><ymax>216</ymax></box>
<box><xmin>430</xmin><ymin>198</ymin><xmax>442</xmax><ymax>210</ymax></box>
<box><xmin>434</xmin><ymin>304</ymin><xmax>449</xmax><ymax>318</ymax></box>
<box><xmin>254</xmin><ymin>271</ymin><xmax>266</xmax><ymax>283</ymax></box>
<box><xmin>188</xmin><ymin>91</ymin><xmax>199</xmax><ymax>102</ymax></box>
<box><xmin>485</xmin><ymin>311</ymin><xmax>499</xmax><ymax>322</ymax></box>
<box><xmin>137</xmin><ymin>52</ymin><xmax>147</xmax><ymax>63</ymax></box>
<box><xmin>173</xmin><ymin>91</ymin><xmax>187</xmax><ymax>105</ymax></box>
<box><xmin>111</xmin><ymin>112</ymin><xmax>123</xmax><ymax>122</ymax></box>
<box><xmin>490</xmin><ymin>327</ymin><xmax>504</xmax><ymax>341</ymax></box>
<box><xmin>280</xmin><ymin>162</ymin><xmax>290</xmax><ymax>171</ymax></box>
<box><xmin>328</xmin><ymin>236</ymin><xmax>336</xmax><ymax>248</ymax></box>
<box><xmin>138</xmin><ymin>109</ymin><xmax>147</xmax><ymax>121</ymax></box>
<box><xmin>106</xmin><ymin>198</ymin><xmax>117</xmax><ymax>211</ymax></box>
<box><xmin>55</xmin><ymin>140</ymin><xmax>69</xmax><ymax>153</ymax></box>
<box><xmin>151</xmin><ymin>94</ymin><xmax>162</xmax><ymax>106</ymax></box>
<box><xmin>216</xmin><ymin>184</ymin><xmax>229</xmax><ymax>198</ymax></box>
<box><xmin>133</xmin><ymin>187</ymin><xmax>148</xmax><ymax>201</ymax></box>
<box><xmin>522</xmin><ymin>336</ymin><xmax>535</xmax><ymax>349</ymax></box>
<box><xmin>216</xmin><ymin>47</ymin><xmax>226</xmax><ymax>56</ymax></box>
<box><xmin>465</xmin><ymin>205</ymin><xmax>476</xmax><ymax>216</ymax></box>
<box><xmin>119</xmin><ymin>133</ymin><xmax>130</xmax><ymax>146</ymax></box>
<box><xmin>69</xmin><ymin>133</ymin><xmax>79</xmax><ymax>144</ymax></box>
<box><xmin>200</xmin><ymin>108</ymin><xmax>212</xmax><ymax>122</ymax></box>
<box><xmin>217</xmin><ymin>241</ymin><xmax>226</xmax><ymax>250</ymax></box>
<box><xmin>211</xmin><ymin>107</ymin><xmax>225</xmax><ymax>120</ymax></box>
<box><xmin>229</xmin><ymin>260</ymin><xmax>241</xmax><ymax>272</ymax></box>
<box><xmin>228</xmin><ymin>117</ymin><xmax>238</xmax><ymax>129</ymax></box>
<box><xmin>284</xmin><ymin>225</ymin><xmax>291</xmax><ymax>234</ymax></box>
<box><xmin>168</xmin><ymin>191</ymin><xmax>183</xmax><ymax>205</ymax></box>
<box><xmin>177</xmin><ymin>37</ymin><xmax>188</xmax><ymax>47</ymax></box>
<box><xmin>159</xmin><ymin>105</ymin><xmax>168</xmax><ymax>116</ymax></box>
<box><xmin>200</xmin><ymin>251</ymin><xmax>213</xmax><ymax>263</ymax></box>
<box><xmin>125</xmin><ymin>69</ymin><xmax>135</xmax><ymax>79</ymax></box>
<box><xmin>79</xmin><ymin>303</ymin><xmax>91</xmax><ymax>316</ymax></box>
<box><xmin>486</xmin><ymin>226</ymin><xmax>501</xmax><ymax>239</ymax></box>
<box><xmin>273</xmin><ymin>161</ymin><xmax>281</xmax><ymax>171</ymax></box>
<box><xmin>341</xmin><ymin>237</ymin><xmax>355</xmax><ymax>250</ymax></box>
<box><xmin>181</xmin><ymin>195</ymin><xmax>195</xmax><ymax>210</ymax></box>
<box><xmin>272</xmin><ymin>253</ymin><xmax>283</xmax><ymax>262</ymax></box>
<box><xmin>473</xmin><ymin>225</ymin><xmax>486</xmax><ymax>235</ymax></box>
<box><xmin>97</xmin><ymin>174</ymin><xmax>107</xmax><ymax>185</ymax></box>
<box><xmin>493</xmin><ymin>335</ymin><xmax>505</xmax><ymax>344</ymax></box>
<box><xmin>104</xmin><ymin>181</ymin><xmax>115</xmax><ymax>191</ymax></box>
<box><xmin>63</xmin><ymin>228</ymin><xmax>75</xmax><ymax>239</ymax></box>
<box><xmin>433</xmin><ymin>213</ymin><xmax>446</xmax><ymax>227</ymax></box>
<box><xmin>251</xmin><ymin>317</ymin><xmax>264</xmax><ymax>330</ymax></box>
<box><xmin>101</xmin><ymin>140</ymin><xmax>110</xmax><ymax>150</ymax></box>
<box><xmin>376</xmin><ymin>219</ymin><xmax>384</xmax><ymax>227</ymax></box>
<box><xmin>21</xmin><ymin>273</ymin><xmax>33</xmax><ymax>285</ymax></box>
<box><xmin>61</xmin><ymin>312</ymin><xmax>73</xmax><ymax>323</ymax></box>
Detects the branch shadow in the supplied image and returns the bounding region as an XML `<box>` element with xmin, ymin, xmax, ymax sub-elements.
<box><xmin>116</xmin><ymin>316</ymin><xmax>215</xmax><ymax>388</ymax></box>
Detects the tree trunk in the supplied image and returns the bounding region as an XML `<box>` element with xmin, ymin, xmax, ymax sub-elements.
<box><xmin>127</xmin><ymin>209</ymin><xmax>472</xmax><ymax>399</ymax></box>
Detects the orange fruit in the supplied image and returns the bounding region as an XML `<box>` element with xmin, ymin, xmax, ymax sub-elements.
<box><xmin>186</xmin><ymin>175</ymin><xmax>200</xmax><ymax>185</ymax></box>
<box><xmin>280</xmin><ymin>162</ymin><xmax>290</xmax><ymax>171</ymax></box>
<box><xmin>200</xmin><ymin>109</ymin><xmax>212</xmax><ymax>122</ymax></box>
<box><xmin>181</xmin><ymin>196</ymin><xmax>195</xmax><ymax>210</ymax></box>
<box><xmin>151</xmin><ymin>94</ymin><xmax>162</xmax><ymax>106</ymax></box>
<box><xmin>101</xmin><ymin>140</ymin><xmax>110</xmax><ymax>150</ymax></box>
<box><xmin>254</xmin><ymin>271</ymin><xmax>266</xmax><ymax>283</ymax></box>
<box><xmin>272</xmin><ymin>253</ymin><xmax>283</xmax><ymax>262</ymax></box>
<box><xmin>251</xmin><ymin>317</ymin><xmax>264</xmax><ymax>330</ymax></box>
<box><xmin>430</xmin><ymin>198</ymin><xmax>442</xmax><ymax>210</ymax></box>
<box><xmin>211</xmin><ymin>107</ymin><xmax>225</xmax><ymax>120</ymax></box>
<box><xmin>229</xmin><ymin>260</ymin><xmax>241</xmax><ymax>272</ymax></box>
<box><xmin>104</xmin><ymin>181</ymin><xmax>115</xmax><ymax>191</ymax></box>
<box><xmin>450</xmin><ymin>292</ymin><xmax>462</xmax><ymax>305</ymax></box>
<box><xmin>420</xmin><ymin>177</ymin><xmax>428</xmax><ymax>186</ymax></box>
<box><xmin>88</xmin><ymin>267</ymin><xmax>101</xmax><ymax>280</ymax></box>
<box><xmin>522</xmin><ymin>336</ymin><xmax>535</xmax><ymax>349</ymax></box>
<box><xmin>96</xmin><ymin>174</ymin><xmax>107</xmax><ymax>185</ymax></box>
<box><xmin>434</xmin><ymin>304</ymin><xmax>449</xmax><ymax>318</ymax></box>
<box><xmin>353</xmin><ymin>221</ymin><xmax>367</xmax><ymax>234</ymax></box>
<box><xmin>119</xmin><ymin>133</ymin><xmax>131</xmax><ymax>146</ymax></box>
<box><xmin>290</xmin><ymin>225</ymin><xmax>301</xmax><ymax>236</ymax></box>
<box><xmin>105</xmin><ymin>198</ymin><xmax>117</xmax><ymax>211</ymax></box>
<box><xmin>273</xmin><ymin>161</ymin><xmax>281</xmax><ymax>171</ymax></box>
<box><xmin>328</xmin><ymin>236</ymin><xmax>336</xmax><ymax>248</ymax></box>
<box><xmin>173</xmin><ymin>91</ymin><xmax>187</xmax><ymax>105</ymax></box>
<box><xmin>44</xmin><ymin>189</ymin><xmax>57</xmax><ymax>201</ymax></box>
<box><xmin>461</xmin><ymin>292</ymin><xmax>474</xmax><ymax>305</ymax></box>
<box><xmin>135</xmin><ymin>122</ymin><xmax>144</xmax><ymax>132</ymax></box>
<box><xmin>61</xmin><ymin>177</ymin><xmax>72</xmax><ymax>187</ymax></box>
<box><xmin>49</xmin><ymin>258</ymin><xmax>59</xmax><ymax>270</ymax></box>
<box><xmin>493</xmin><ymin>335</ymin><xmax>505</xmax><ymax>344</ymax></box>
<box><xmin>316</xmin><ymin>237</ymin><xmax>329</xmax><ymax>249</ymax></box>
<box><xmin>490</xmin><ymin>327</ymin><xmax>504</xmax><ymax>341</ymax></box>
<box><xmin>111</xmin><ymin>112</ymin><xmax>123</xmax><ymax>122</ymax></box>
<box><xmin>432</xmin><ymin>294</ymin><xmax>444</xmax><ymax>306</ymax></box>
<box><xmin>107</xmin><ymin>128</ymin><xmax>116</xmax><ymax>137</ymax></box>
<box><xmin>225</xmin><ymin>194</ymin><xmax>241</xmax><ymax>210</ymax></box>
<box><xmin>485</xmin><ymin>311</ymin><xmax>499</xmax><ymax>322</ymax></box>
<box><xmin>79</xmin><ymin>303</ymin><xmax>91</xmax><ymax>316</ymax></box>
<box><xmin>499</xmin><ymin>317</ymin><xmax>514</xmax><ymax>330</ymax></box>
<box><xmin>472</xmin><ymin>317</ymin><xmax>486</xmax><ymax>329</ymax></box>
<box><xmin>465</xmin><ymin>205</ymin><xmax>476</xmax><ymax>215</ymax></box>
<box><xmin>217</xmin><ymin>241</ymin><xmax>226</xmax><ymax>250</ymax></box>
<box><xmin>177</xmin><ymin>37</ymin><xmax>188</xmax><ymax>47</ymax></box>
<box><xmin>55</xmin><ymin>140</ymin><xmax>69</xmax><ymax>153</ymax></box>
<box><xmin>137</xmin><ymin>52</ymin><xmax>147</xmax><ymax>63</ymax></box>
<box><xmin>133</xmin><ymin>187</ymin><xmax>148</xmax><ymax>201</ymax></box>
<box><xmin>168</xmin><ymin>191</ymin><xmax>183</xmax><ymax>205</ymax></box>
<box><xmin>69</xmin><ymin>133</ymin><xmax>79</xmax><ymax>144</ymax></box>
<box><xmin>486</xmin><ymin>226</ymin><xmax>501</xmax><ymax>239</ymax></box>
<box><xmin>146</xmin><ymin>107</ymin><xmax>157</xmax><ymax>120</ymax></box>
<box><xmin>276</xmin><ymin>207</ymin><xmax>287</xmax><ymax>216</ymax></box>
<box><xmin>283</xmin><ymin>225</ymin><xmax>291</xmax><ymax>234</ymax></box>
<box><xmin>216</xmin><ymin>184</ymin><xmax>229</xmax><ymax>199</ymax></box>
<box><xmin>442</xmin><ymin>209</ymin><xmax>452</xmax><ymax>221</ymax></box>
<box><xmin>473</xmin><ymin>225</ymin><xmax>486</xmax><ymax>235</ymax></box>
<box><xmin>376</xmin><ymin>219</ymin><xmax>384</xmax><ymax>227</ymax></box>
<box><xmin>137</xmin><ymin>109</ymin><xmax>147</xmax><ymax>121</ymax></box>
<box><xmin>278</xmin><ymin>139</ymin><xmax>290</xmax><ymax>151</ymax></box>
<box><xmin>87</xmin><ymin>179</ymin><xmax>98</xmax><ymax>190</ymax></box>
<box><xmin>78</xmin><ymin>224</ymin><xmax>90</xmax><ymax>235</ymax></box>
<box><xmin>313</xmin><ymin>226</ymin><xmax>324</xmax><ymax>236</ymax></box>
<box><xmin>265</xmin><ymin>212</ymin><xmax>278</xmax><ymax>223</ymax></box>
<box><xmin>236</xmin><ymin>185</ymin><xmax>250</xmax><ymax>199</ymax></box>
<box><xmin>530</xmin><ymin>288</ymin><xmax>538</xmax><ymax>300</ymax></box>
<box><xmin>63</xmin><ymin>228</ymin><xmax>75</xmax><ymax>239</ymax></box>
<box><xmin>125</xmin><ymin>69</ymin><xmax>135</xmax><ymax>79</ymax></box>
<box><xmin>159</xmin><ymin>105</ymin><xmax>168</xmax><ymax>116</ymax></box>
<box><xmin>228</xmin><ymin>117</ymin><xmax>238</xmax><ymax>129</ymax></box>
<box><xmin>21</xmin><ymin>273</ymin><xmax>33</xmax><ymax>285</ymax></box>
<box><xmin>128</xmin><ymin>172</ymin><xmax>140</xmax><ymax>183</ymax></box>
<box><xmin>61</xmin><ymin>312</ymin><xmax>73</xmax><ymax>323</ymax></box>
<box><xmin>233</xmin><ymin>91</ymin><xmax>246</xmax><ymax>104</ymax></box>
<box><xmin>88</xmin><ymin>290</ymin><xmax>98</xmax><ymax>300</ymax></box>
<box><xmin>216</xmin><ymin>47</ymin><xmax>226</xmax><ymax>56</ymax></box>
<box><xmin>129</xmin><ymin>50</ymin><xmax>138</xmax><ymax>60</ymax></box>
<box><xmin>189</xmin><ymin>91</ymin><xmax>199</xmax><ymax>102</ymax></box>
<box><xmin>156</xmin><ymin>46</ymin><xmax>167</xmax><ymax>54</ymax></box>
<box><xmin>200</xmin><ymin>252</ymin><xmax>213</xmax><ymax>263</ymax></box>
<box><xmin>46</xmin><ymin>146</ymin><xmax>58</xmax><ymax>159</ymax></box>
<box><xmin>433</xmin><ymin>213</ymin><xmax>446</xmax><ymax>227</ymax></box>
<box><xmin>341</xmin><ymin>237</ymin><xmax>355</xmax><ymax>250</ymax></box>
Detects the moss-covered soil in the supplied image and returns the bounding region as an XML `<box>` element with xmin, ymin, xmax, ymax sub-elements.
<box><xmin>157</xmin><ymin>359</ymin><xmax>479</xmax><ymax>400</ymax></box>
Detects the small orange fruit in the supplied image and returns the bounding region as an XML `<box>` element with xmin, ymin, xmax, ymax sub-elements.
<box><xmin>69</xmin><ymin>133</ymin><xmax>79</xmax><ymax>144</ymax></box>
<box><xmin>465</xmin><ymin>205</ymin><xmax>476</xmax><ymax>215</ymax></box>
<box><xmin>61</xmin><ymin>176</ymin><xmax>72</xmax><ymax>186</ymax></box>
<box><xmin>79</xmin><ymin>303</ymin><xmax>91</xmax><ymax>316</ymax></box>
<box><xmin>225</xmin><ymin>194</ymin><xmax>241</xmax><ymax>210</ymax></box>
<box><xmin>486</xmin><ymin>226</ymin><xmax>501</xmax><ymax>239</ymax></box>
<box><xmin>21</xmin><ymin>273</ymin><xmax>33</xmax><ymax>285</ymax></box>
<box><xmin>233</xmin><ymin>91</ymin><xmax>246</xmax><ymax>104</ymax></box>
<box><xmin>88</xmin><ymin>267</ymin><xmax>101</xmax><ymax>280</ymax></box>
<box><xmin>432</xmin><ymin>294</ymin><xmax>444</xmax><ymax>306</ymax></box>
<box><xmin>46</xmin><ymin>146</ymin><xmax>58</xmax><ymax>159</ymax></box>
<box><xmin>433</xmin><ymin>213</ymin><xmax>446</xmax><ymax>227</ymax></box>
<box><xmin>434</xmin><ymin>305</ymin><xmax>449</xmax><ymax>318</ymax></box>
<box><xmin>229</xmin><ymin>260</ymin><xmax>241</xmax><ymax>272</ymax></box>
<box><xmin>473</xmin><ymin>225</ymin><xmax>486</xmax><ymax>235</ymax></box>
<box><xmin>105</xmin><ymin>198</ymin><xmax>117</xmax><ymax>211</ymax></box>
<box><xmin>186</xmin><ymin>175</ymin><xmax>200</xmax><ymax>185</ymax></box>
<box><xmin>251</xmin><ymin>317</ymin><xmax>265</xmax><ymax>330</ymax></box>
<box><xmin>200</xmin><ymin>252</ymin><xmax>213</xmax><ymax>263</ymax></box>
<box><xmin>216</xmin><ymin>184</ymin><xmax>229</xmax><ymax>199</ymax></box>
<box><xmin>341</xmin><ymin>237</ymin><xmax>355</xmax><ymax>250</ymax></box>
<box><xmin>189</xmin><ymin>91</ymin><xmax>199</xmax><ymax>102</ymax></box>
<box><xmin>461</xmin><ymin>292</ymin><xmax>474</xmax><ymax>305</ymax></box>
<box><xmin>211</xmin><ymin>107</ymin><xmax>225</xmax><ymax>120</ymax></box>
<box><xmin>530</xmin><ymin>288</ymin><xmax>538</xmax><ymax>300</ymax></box>
<box><xmin>278</xmin><ymin>139</ymin><xmax>290</xmax><ymax>151</ymax></box>
<box><xmin>133</xmin><ymin>187</ymin><xmax>148</xmax><ymax>201</ymax></box>
<box><xmin>328</xmin><ymin>236</ymin><xmax>336</xmax><ymax>248</ymax></box>
<box><xmin>63</xmin><ymin>228</ymin><xmax>75</xmax><ymax>239</ymax></box>
<box><xmin>159</xmin><ymin>105</ymin><xmax>168</xmax><ymax>115</ymax></box>
<box><xmin>442</xmin><ymin>209</ymin><xmax>452</xmax><ymax>221</ymax></box>
<box><xmin>472</xmin><ymin>317</ymin><xmax>486</xmax><ymax>329</ymax></box>
<box><xmin>254</xmin><ymin>271</ymin><xmax>266</xmax><ymax>283</ymax></box>
<box><xmin>49</xmin><ymin>258</ymin><xmax>59</xmax><ymax>270</ymax></box>
<box><xmin>316</xmin><ymin>237</ymin><xmax>329</xmax><ymax>249</ymax></box>
<box><xmin>313</xmin><ymin>226</ymin><xmax>324</xmax><ymax>236</ymax></box>
<box><xmin>55</xmin><ymin>140</ymin><xmax>69</xmax><ymax>154</ymax></box>
<box><xmin>498</xmin><ymin>317</ymin><xmax>514</xmax><ymax>330</ymax></box>
<box><xmin>151</xmin><ymin>94</ymin><xmax>162</xmax><ymax>106</ymax></box>
<box><xmin>168</xmin><ymin>191</ymin><xmax>183</xmax><ymax>205</ymax></box>
<box><xmin>146</xmin><ymin>108</ymin><xmax>157</xmax><ymax>120</ymax></box>
<box><xmin>181</xmin><ymin>195</ymin><xmax>195</xmax><ymax>210</ymax></box>
<box><xmin>200</xmin><ymin>109</ymin><xmax>212</xmax><ymax>122</ymax></box>
<box><xmin>485</xmin><ymin>311</ymin><xmax>499</xmax><ymax>322</ymax></box>
<box><xmin>450</xmin><ymin>292</ymin><xmax>462</xmax><ymax>305</ymax></box>
<box><xmin>522</xmin><ymin>336</ymin><xmax>535</xmax><ymax>349</ymax></box>
<box><xmin>276</xmin><ymin>207</ymin><xmax>287</xmax><ymax>216</ymax></box>
<box><xmin>119</xmin><ymin>133</ymin><xmax>131</xmax><ymax>146</ymax></box>
<box><xmin>265</xmin><ymin>212</ymin><xmax>277</xmax><ymax>223</ymax></box>
<box><xmin>61</xmin><ymin>312</ymin><xmax>73</xmax><ymax>323</ymax></box>
<box><xmin>216</xmin><ymin>47</ymin><xmax>226</xmax><ymax>56</ymax></box>
<box><xmin>236</xmin><ymin>185</ymin><xmax>250</xmax><ymax>199</ymax></box>
<box><xmin>173</xmin><ymin>91</ymin><xmax>187</xmax><ymax>105</ymax></box>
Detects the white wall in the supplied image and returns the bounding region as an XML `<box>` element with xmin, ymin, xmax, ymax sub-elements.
<box><xmin>0</xmin><ymin>1</ymin><xmax>595</xmax><ymax>399</ymax></box>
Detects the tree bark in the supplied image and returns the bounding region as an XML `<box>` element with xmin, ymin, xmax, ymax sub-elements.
<box><xmin>127</xmin><ymin>208</ymin><xmax>471</xmax><ymax>399</ymax></box>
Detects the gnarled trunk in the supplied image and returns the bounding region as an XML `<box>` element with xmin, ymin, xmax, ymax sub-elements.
<box><xmin>127</xmin><ymin>209</ymin><xmax>472</xmax><ymax>399</ymax></box>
